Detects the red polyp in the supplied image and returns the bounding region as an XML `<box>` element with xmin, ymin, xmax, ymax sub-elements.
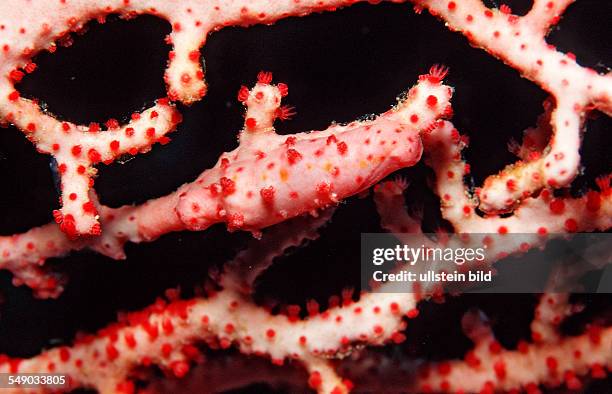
<box><xmin>286</xmin><ymin>148</ymin><xmax>302</xmax><ymax>165</ymax></box>
<box><xmin>88</xmin><ymin>149</ymin><xmax>101</xmax><ymax>163</ymax></box>
<box><xmin>549</xmin><ymin>199</ymin><xmax>565</xmax><ymax>214</ymax></box>
<box><xmin>257</xmin><ymin>71</ymin><xmax>273</xmax><ymax>84</ymax></box>
<box><xmin>308</xmin><ymin>371</ymin><xmax>322</xmax><ymax>389</ymax></box>
<box><xmin>245</xmin><ymin>117</ymin><xmax>257</xmax><ymax>129</ymax></box>
<box><xmin>7</xmin><ymin>91</ymin><xmax>19</xmax><ymax>101</ymax></box>
<box><xmin>220</xmin><ymin>177</ymin><xmax>236</xmax><ymax>195</ymax></box>
<box><xmin>426</xmin><ymin>95</ymin><xmax>438</xmax><ymax>107</ymax></box>
<box><xmin>260</xmin><ymin>186</ymin><xmax>275</xmax><ymax>204</ymax></box>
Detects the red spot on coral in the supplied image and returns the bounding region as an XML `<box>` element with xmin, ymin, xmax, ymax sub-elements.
<box><xmin>245</xmin><ymin>117</ymin><xmax>257</xmax><ymax>129</ymax></box>
<box><xmin>162</xmin><ymin>318</ymin><xmax>174</xmax><ymax>335</ymax></box>
<box><xmin>277</xmin><ymin>83</ymin><xmax>289</xmax><ymax>96</ymax></box>
<box><xmin>489</xmin><ymin>340</ymin><xmax>502</xmax><ymax>354</ymax></box>
<box><xmin>59</xmin><ymin>348</ymin><xmax>70</xmax><ymax>362</ymax></box>
<box><xmin>143</xmin><ymin>322</ymin><xmax>158</xmax><ymax>341</ymax></box>
<box><xmin>237</xmin><ymin>86</ymin><xmax>249</xmax><ymax>102</ymax></box>
<box><xmin>426</xmin><ymin>95</ymin><xmax>438</xmax><ymax>107</ymax></box>
<box><xmin>220</xmin><ymin>177</ymin><xmax>236</xmax><ymax>195</ymax></box>
<box><xmin>260</xmin><ymin>186</ymin><xmax>275</xmax><ymax>204</ymax></box>
<box><xmin>188</xmin><ymin>50</ymin><xmax>199</xmax><ymax>62</ymax></box>
<box><xmin>124</xmin><ymin>333</ymin><xmax>136</xmax><ymax>349</ymax></box>
<box><xmin>8</xmin><ymin>91</ymin><xmax>20</xmax><ymax>101</ymax></box>
<box><xmin>286</xmin><ymin>148</ymin><xmax>302</xmax><ymax>165</ymax></box>
<box><xmin>564</xmin><ymin>218</ymin><xmax>578</xmax><ymax>232</ymax></box>
<box><xmin>171</xmin><ymin>360</ymin><xmax>190</xmax><ymax>378</ymax></box>
<box><xmin>257</xmin><ymin>71</ymin><xmax>273</xmax><ymax>84</ymax></box>
<box><xmin>88</xmin><ymin>122</ymin><xmax>100</xmax><ymax>133</ymax></box>
<box><xmin>82</xmin><ymin>202</ymin><xmax>96</xmax><ymax>214</ymax></box>
<box><xmin>9</xmin><ymin>70</ymin><xmax>24</xmax><ymax>82</ymax></box>
<box><xmin>316</xmin><ymin>182</ymin><xmax>331</xmax><ymax>197</ymax></box>
<box><xmin>465</xmin><ymin>350</ymin><xmax>481</xmax><ymax>367</ymax></box>
<box><xmin>591</xmin><ymin>363</ymin><xmax>606</xmax><ymax>378</ymax></box>
<box><xmin>106</xmin><ymin>343</ymin><xmax>119</xmax><ymax>361</ymax></box>
<box><xmin>549</xmin><ymin>199</ymin><xmax>565</xmax><ymax>214</ymax></box>
<box><xmin>308</xmin><ymin>372</ymin><xmax>322</xmax><ymax>389</ymax></box>
<box><xmin>106</xmin><ymin>119</ymin><xmax>119</xmax><ymax>130</ymax></box>
<box><xmin>161</xmin><ymin>343</ymin><xmax>172</xmax><ymax>358</ymax></box>
<box><xmin>438</xmin><ymin>362</ymin><xmax>451</xmax><ymax>375</ymax></box>
<box><xmin>88</xmin><ymin>149</ymin><xmax>101</xmax><ymax>163</ymax></box>
<box><xmin>71</xmin><ymin>145</ymin><xmax>82</xmax><ymax>157</ymax></box>
<box><xmin>428</xmin><ymin>64</ymin><xmax>448</xmax><ymax>83</ymax></box>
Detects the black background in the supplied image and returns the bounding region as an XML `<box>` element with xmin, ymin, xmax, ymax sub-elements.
<box><xmin>0</xmin><ymin>0</ymin><xmax>610</xmax><ymax>392</ymax></box>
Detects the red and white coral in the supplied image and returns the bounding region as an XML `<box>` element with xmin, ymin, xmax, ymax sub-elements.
<box><xmin>0</xmin><ymin>69</ymin><xmax>452</xmax><ymax>297</ymax></box>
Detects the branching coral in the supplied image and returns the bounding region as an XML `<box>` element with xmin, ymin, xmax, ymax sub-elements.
<box><xmin>0</xmin><ymin>0</ymin><xmax>610</xmax><ymax>393</ymax></box>
<box><xmin>0</xmin><ymin>69</ymin><xmax>452</xmax><ymax>297</ymax></box>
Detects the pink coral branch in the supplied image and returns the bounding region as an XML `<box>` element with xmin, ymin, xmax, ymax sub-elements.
<box><xmin>0</xmin><ymin>211</ymin><xmax>420</xmax><ymax>394</ymax></box>
<box><xmin>0</xmin><ymin>1</ymin><xmax>608</xmax><ymax>234</ymax></box>
<box><xmin>2</xmin><ymin>0</ymin><xmax>601</xmax><ymax>239</ymax></box>
<box><xmin>1</xmin><ymin>0</ymin><xmax>411</xmax><ymax>237</ymax></box>
<box><xmin>2</xmin><ymin>94</ymin><xmax>181</xmax><ymax>237</ymax></box>
<box><xmin>176</xmin><ymin>71</ymin><xmax>452</xmax><ymax>234</ymax></box>
<box><xmin>412</xmin><ymin>0</ymin><xmax>612</xmax><ymax>212</ymax></box>
<box><xmin>401</xmin><ymin>309</ymin><xmax>611</xmax><ymax>393</ymax></box>
<box><xmin>0</xmin><ymin>213</ymin><xmax>336</xmax><ymax>393</ymax></box>
<box><xmin>422</xmin><ymin>121</ymin><xmax>611</xmax><ymax>234</ymax></box>
<box><xmin>0</xmin><ymin>71</ymin><xmax>452</xmax><ymax>297</ymax></box>
<box><xmin>372</xmin><ymin>120</ymin><xmax>611</xmax><ymax>299</ymax></box>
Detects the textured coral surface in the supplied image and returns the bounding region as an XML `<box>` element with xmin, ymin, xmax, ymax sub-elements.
<box><xmin>0</xmin><ymin>0</ymin><xmax>610</xmax><ymax>393</ymax></box>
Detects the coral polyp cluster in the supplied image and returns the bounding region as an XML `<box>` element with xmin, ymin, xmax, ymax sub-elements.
<box><xmin>0</xmin><ymin>0</ymin><xmax>610</xmax><ymax>393</ymax></box>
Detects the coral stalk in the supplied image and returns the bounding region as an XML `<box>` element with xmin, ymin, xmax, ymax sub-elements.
<box><xmin>0</xmin><ymin>70</ymin><xmax>452</xmax><ymax>297</ymax></box>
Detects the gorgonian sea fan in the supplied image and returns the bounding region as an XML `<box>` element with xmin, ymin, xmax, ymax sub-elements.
<box><xmin>0</xmin><ymin>0</ymin><xmax>610</xmax><ymax>393</ymax></box>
